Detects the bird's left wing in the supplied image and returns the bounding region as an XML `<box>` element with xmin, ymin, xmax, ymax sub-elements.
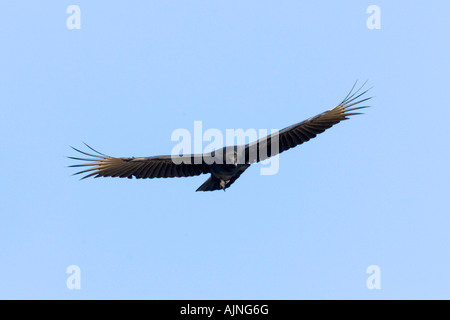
<box><xmin>245</xmin><ymin>82</ymin><xmax>372</xmax><ymax>163</ymax></box>
<box><xmin>69</xmin><ymin>145</ymin><xmax>211</xmax><ymax>179</ymax></box>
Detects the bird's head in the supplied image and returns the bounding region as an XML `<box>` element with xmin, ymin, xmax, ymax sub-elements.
<box><xmin>224</xmin><ymin>148</ymin><xmax>245</xmax><ymax>167</ymax></box>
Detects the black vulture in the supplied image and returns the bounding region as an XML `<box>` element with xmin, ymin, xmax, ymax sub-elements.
<box><xmin>69</xmin><ymin>83</ymin><xmax>371</xmax><ymax>191</ymax></box>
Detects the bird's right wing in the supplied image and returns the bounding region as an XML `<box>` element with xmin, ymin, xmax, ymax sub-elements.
<box><xmin>69</xmin><ymin>145</ymin><xmax>211</xmax><ymax>179</ymax></box>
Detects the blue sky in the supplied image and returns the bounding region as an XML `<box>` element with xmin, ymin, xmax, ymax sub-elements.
<box><xmin>1</xmin><ymin>1</ymin><xmax>449</xmax><ymax>299</ymax></box>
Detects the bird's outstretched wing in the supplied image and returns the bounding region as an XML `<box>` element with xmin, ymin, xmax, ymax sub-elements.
<box><xmin>69</xmin><ymin>144</ymin><xmax>211</xmax><ymax>179</ymax></box>
<box><xmin>245</xmin><ymin>82</ymin><xmax>372</xmax><ymax>163</ymax></box>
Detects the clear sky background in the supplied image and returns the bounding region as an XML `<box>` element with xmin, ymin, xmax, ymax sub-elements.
<box><xmin>1</xmin><ymin>1</ymin><xmax>449</xmax><ymax>299</ymax></box>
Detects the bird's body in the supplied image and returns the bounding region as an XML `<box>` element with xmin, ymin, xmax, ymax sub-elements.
<box><xmin>69</xmin><ymin>83</ymin><xmax>371</xmax><ymax>191</ymax></box>
<box><xmin>200</xmin><ymin>155</ymin><xmax>250</xmax><ymax>191</ymax></box>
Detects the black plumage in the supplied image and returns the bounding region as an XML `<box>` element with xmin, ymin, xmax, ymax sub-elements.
<box><xmin>69</xmin><ymin>83</ymin><xmax>371</xmax><ymax>191</ymax></box>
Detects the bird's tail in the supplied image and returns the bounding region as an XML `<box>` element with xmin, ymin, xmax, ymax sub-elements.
<box><xmin>196</xmin><ymin>176</ymin><xmax>222</xmax><ymax>192</ymax></box>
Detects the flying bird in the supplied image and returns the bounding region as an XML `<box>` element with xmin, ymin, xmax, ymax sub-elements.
<box><xmin>69</xmin><ymin>82</ymin><xmax>371</xmax><ymax>191</ymax></box>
